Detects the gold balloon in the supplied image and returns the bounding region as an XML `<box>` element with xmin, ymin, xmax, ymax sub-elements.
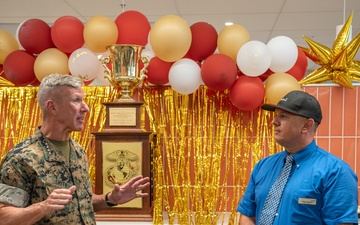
<box><xmin>34</xmin><ymin>48</ymin><xmax>70</xmax><ymax>81</ymax></box>
<box><xmin>217</xmin><ymin>24</ymin><xmax>250</xmax><ymax>62</ymax></box>
<box><xmin>84</xmin><ymin>16</ymin><xmax>118</xmax><ymax>53</ymax></box>
<box><xmin>149</xmin><ymin>15</ymin><xmax>192</xmax><ymax>62</ymax></box>
<box><xmin>265</xmin><ymin>72</ymin><xmax>302</xmax><ymax>104</ymax></box>
<box><xmin>299</xmin><ymin>12</ymin><xmax>360</xmax><ymax>89</ymax></box>
<box><xmin>0</xmin><ymin>29</ymin><xmax>19</xmax><ymax>64</ymax></box>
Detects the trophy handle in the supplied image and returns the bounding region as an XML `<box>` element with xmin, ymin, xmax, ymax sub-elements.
<box><xmin>100</xmin><ymin>56</ymin><xmax>112</xmax><ymax>77</ymax></box>
<box><xmin>140</xmin><ymin>56</ymin><xmax>150</xmax><ymax>77</ymax></box>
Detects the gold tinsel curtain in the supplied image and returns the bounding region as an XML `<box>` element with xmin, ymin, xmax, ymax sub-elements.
<box><xmin>142</xmin><ymin>86</ymin><xmax>279</xmax><ymax>224</ymax></box>
<box><xmin>0</xmin><ymin>85</ymin><xmax>279</xmax><ymax>225</ymax></box>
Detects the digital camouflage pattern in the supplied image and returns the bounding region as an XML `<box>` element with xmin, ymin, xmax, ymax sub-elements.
<box><xmin>0</xmin><ymin>127</ymin><xmax>96</xmax><ymax>224</ymax></box>
<box><xmin>0</xmin><ymin>183</ymin><xmax>29</xmax><ymax>207</ymax></box>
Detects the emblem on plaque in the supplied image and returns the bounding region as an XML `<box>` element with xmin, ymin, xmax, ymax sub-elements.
<box><xmin>105</xmin><ymin>149</ymin><xmax>140</xmax><ymax>186</ymax></box>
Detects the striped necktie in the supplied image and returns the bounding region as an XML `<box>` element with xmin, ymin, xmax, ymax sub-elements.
<box><xmin>259</xmin><ymin>154</ymin><xmax>295</xmax><ymax>225</ymax></box>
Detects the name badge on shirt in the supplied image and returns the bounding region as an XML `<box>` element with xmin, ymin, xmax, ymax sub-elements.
<box><xmin>298</xmin><ymin>198</ymin><xmax>317</xmax><ymax>205</ymax></box>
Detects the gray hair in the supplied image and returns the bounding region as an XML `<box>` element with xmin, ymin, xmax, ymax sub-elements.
<box><xmin>37</xmin><ymin>74</ymin><xmax>84</xmax><ymax>111</ymax></box>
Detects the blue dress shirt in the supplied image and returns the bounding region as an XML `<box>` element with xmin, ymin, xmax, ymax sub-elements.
<box><xmin>237</xmin><ymin>141</ymin><xmax>358</xmax><ymax>225</ymax></box>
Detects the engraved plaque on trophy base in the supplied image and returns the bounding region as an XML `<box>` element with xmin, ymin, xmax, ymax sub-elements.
<box><xmin>103</xmin><ymin>102</ymin><xmax>144</xmax><ymax>131</ymax></box>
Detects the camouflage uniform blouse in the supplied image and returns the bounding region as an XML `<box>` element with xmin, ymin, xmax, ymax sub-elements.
<box><xmin>0</xmin><ymin>128</ymin><xmax>96</xmax><ymax>224</ymax></box>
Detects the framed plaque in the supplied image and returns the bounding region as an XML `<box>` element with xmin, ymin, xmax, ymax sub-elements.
<box><xmin>103</xmin><ymin>102</ymin><xmax>144</xmax><ymax>131</ymax></box>
<box><xmin>93</xmin><ymin>130</ymin><xmax>153</xmax><ymax>221</ymax></box>
<box><xmin>108</xmin><ymin>107</ymin><xmax>137</xmax><ymax>127</ymax></box>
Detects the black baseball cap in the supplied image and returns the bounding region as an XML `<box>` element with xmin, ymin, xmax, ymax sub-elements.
<box><xmin>261</xmin><ymin>90</ymin><xmax>322</xmax><ymax>124</ymax></box>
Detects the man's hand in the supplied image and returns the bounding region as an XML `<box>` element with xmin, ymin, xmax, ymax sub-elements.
<box><xmin>40</xmin><ymin>185</ymin><xmax>76</xmax><ymax>217</ymax></box>
<box><xmin>108</xmin><ymin>175</ymin><xmax>150</xmax><ymax>205</ymax></box>
<box><xmin>0</xmin><ymin>185</ymin><xmax>77</xmax><ymax>225</ymax></box>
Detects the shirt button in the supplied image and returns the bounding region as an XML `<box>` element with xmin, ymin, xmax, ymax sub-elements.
<box><xmin>297</xmin><ymin>164</ymin><xmax>300</xmax><ymax>168</ymax></box>
<box><xmin>275</xmin><ymin>213</ymin><xmax>279</xmax><ymax>216</ymax></box>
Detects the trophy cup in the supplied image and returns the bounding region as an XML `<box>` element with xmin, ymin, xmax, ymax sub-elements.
<box><xmin>100</xmin><ymin>44</ymin><xmax>149</xmax><ymax>102</ymax></box>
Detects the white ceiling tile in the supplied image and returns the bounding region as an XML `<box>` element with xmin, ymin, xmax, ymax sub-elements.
<box><xmin>283</xmin><ymin>0</ymin><xmax>360</xmax><ymax>12</ymax></box>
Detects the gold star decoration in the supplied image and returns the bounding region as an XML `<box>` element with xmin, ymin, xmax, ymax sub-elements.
<box><xmin>299</xmin><ymin>11</ymin><xmax>360</xmax><ymax>89</ymax></box>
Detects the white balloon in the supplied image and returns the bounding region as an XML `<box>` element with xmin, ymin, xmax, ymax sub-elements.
<box><xmin>267</xmin><ymin>36</ymin><xmax>298</xmax><ymax>72</ymax></box>
<box><xmin>168</xmin><ymin>58</ymin><xmax>202</xmax><ymax>94</ymax></box>
<box><xmin>237</xmin><ymin>40</ymin><xmax>271</xmax><ymax>76</ymax></box>
<box><xmin>146</xmin><ymin>33</ymin><xmax>153</xmax><ymax>52</ymax></box>
<box><xmin>68</xmin><ymin>47</ymin><xmax>100</xmax><ymax>82</ymax></box>
<box><xmin>144</xmin><ymin>40</ymin><xmax>155</xmax><ymax>62</ymax></box>
<box><xmin>141</xmin><ymin>49</ymin><xmax>155</xmax><ymax>60</ymax></box>
<box><xmin>95</xmin><ymin>61</ymin><xmax>110</xmax><ymax>85</ymax></box>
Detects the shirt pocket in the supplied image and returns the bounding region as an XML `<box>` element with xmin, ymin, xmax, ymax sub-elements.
<box><xmin>44</xmin><ymin>183</ymin><xmax>73</xmax><ymax>218</ymax></box>
<box><xmin>291</xmin><ymin>189</ymin><xmax>322</xmax><ymax>224</ymax></box>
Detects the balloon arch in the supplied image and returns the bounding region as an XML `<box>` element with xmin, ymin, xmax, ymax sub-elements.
<box><xmin>0</xmin><ymin>10</ymin><xmax>311</xmax><ymax>111</ymax></box>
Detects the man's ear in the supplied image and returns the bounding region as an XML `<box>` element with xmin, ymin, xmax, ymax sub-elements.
<box><xmin>46</xmin><ymin>100</ymin><xmax>57</xmax><ymax>115</ymax></box>
<box><xmin>302</xmin><ymin>118</ymin><xmax>315</xmax><ymax>132</ymax></box>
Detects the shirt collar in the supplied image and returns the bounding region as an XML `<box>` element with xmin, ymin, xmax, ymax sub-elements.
<box><xmin>35</xmin><ymin>127</ymin><xmax>69</xmax><ymax>163</ymax></box>
<box><xmin>291</xmin><ymin>140</ymin><xmax>317</xmax><ymax>165</ymax></box>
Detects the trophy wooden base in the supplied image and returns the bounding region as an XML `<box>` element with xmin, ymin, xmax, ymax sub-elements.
<box><xmin>93</xmin><ymin>101</ymin><xmax>153</xmax><ymax>222</ymax></box>
<box><xmin>95</xmin><ymin>213</ymin><xmax>153</xmax><ymax>222</ymax></box>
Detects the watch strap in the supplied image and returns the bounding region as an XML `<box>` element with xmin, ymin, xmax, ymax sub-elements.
<box><xmin>105</xmin><ymin>192</ymin><xmax>118</xmax><ymax>207</ymax></box>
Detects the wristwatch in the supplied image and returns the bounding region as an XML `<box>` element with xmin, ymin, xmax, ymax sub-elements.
<box><xmin>105</xmin><ymin>192</ymin><xmax>118</xmax><ymax>207</ymax></box>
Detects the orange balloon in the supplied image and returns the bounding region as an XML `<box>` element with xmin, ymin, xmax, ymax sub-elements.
<box><xmin>34</xmin><ymin>48</ymin><xmax>69</xmax><ymax>81</ymax></box>
<box><xmin>150</xmin><ymin>15</ymin><xmax>191</xmax><ymax>62</ymax></box>
<box><xmin>84</xmin><ymin>16</ymin><xmax>118</xmax><ymax>53</ymax></box>
<box><xmin>0</xmin><ymin>30</ymin><xmax>20</xmax><ymax>64</ymax></box>
<box><xmin>265</xmin><ymin>72</ymin><xmax>302</xmax><ymax>104</ymax></box>
<box><xmin>217</xmin><ymin>24</ymin><xmax>250</xmax><ymax>62</ymax></box>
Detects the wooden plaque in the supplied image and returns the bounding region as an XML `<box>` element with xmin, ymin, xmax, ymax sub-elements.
<box><xmin>103</xmin><ymin>102</ymin><xmax>143</xmax><ymax>131</ymax></box>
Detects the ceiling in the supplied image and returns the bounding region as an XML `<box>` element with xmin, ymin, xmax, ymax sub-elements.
<box><xmin>0</xmin><ymin>0</ymin><xmax>360</xmax><ymax>73</ymax></box>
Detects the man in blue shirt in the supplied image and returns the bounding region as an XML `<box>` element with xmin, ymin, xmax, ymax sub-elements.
<box><xmin>237</xmin><ymin>90</ymin><xmax>358</xmax><ymax>225</ymax></box>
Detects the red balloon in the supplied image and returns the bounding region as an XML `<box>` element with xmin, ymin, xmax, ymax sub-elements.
<box><xmin>29</xmin><ymin>78</ymin><xmax>41</xmax><ymax>86</ymax></box>
<box><xmin>258</xmin><ymin>69</ymin><xmax>274</xmax><ymax>82</ymax></box>
<box><xmin>51</xmin><ymin>16</ymin><xmax>85</xmax><ymax>53</ymax></box>
<box><xmin>115</xmin><ymin>10</ymin><xmax>151</xmax><ymax>46</ymax></box>
<box><xmin>181</xmin><ymin>53</ymin><xmax>202</xmax><ymax>68</ymax></box>
<box><xmin>83</xmin><ymin>78</ymin><xmax>95</xmax><ymax>86</ymax></box>
<box><xmin>187</xmin><ymin>22</ymin><xmax>218</xmax><ymax>61</ymax></box>
<box><xmin>201</xmin><ymin>54</ymin><xmax>237</xmax><ymax>91</ymax></box>
<box><xmin>182</xmin><ymin>52</ymin><xmax>197</xmax><ymax>61</ymax></box>
<box><xmin>18</xmin><ymin>19</ymin><xmax>54</xmax><ymax>54</ymax></box>
<box><xmin>229</xmin><ymin>76</ymin><xmax>265</xmax><ymax>111</ymax></box>
<box><xmin>3</xmin><ymin>50</ymin><xmax>37</xmax><ymax>86</ymax></box>
<box><xmin>145</xmin><ymin>57</ymin><xmax>173</xmax><ymax>85</ymax></box>
<box><xmin>237</xmin><ymin>69</ymin><xmax>245</xmax><ymax>77</ymax></box>
<box><xmin>286</xmin><ymin>47</ymin><xmax>308</xmax><ymax>81</ymax></box>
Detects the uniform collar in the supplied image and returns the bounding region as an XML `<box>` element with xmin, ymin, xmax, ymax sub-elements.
<box><xmin>35</xmin><ymin>127</ymin><xmax>68</xmax><ymax>163</ymax></box>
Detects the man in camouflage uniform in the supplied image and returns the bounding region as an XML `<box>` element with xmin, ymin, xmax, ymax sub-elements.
<box><xmin>0</xmin><ymin>74</ymin><xmax>150</xmax><ymax>224</ymax></box>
